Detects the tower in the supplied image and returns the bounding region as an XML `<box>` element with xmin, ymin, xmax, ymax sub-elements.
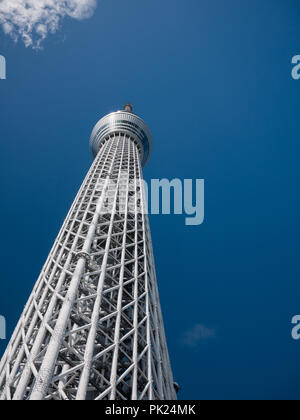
<box><xmin>0</xmin><ymin>105</ymin><xmax>177</xmax><ymax>400</ymax></box>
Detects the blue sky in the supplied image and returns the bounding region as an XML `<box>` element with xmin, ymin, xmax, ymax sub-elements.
<box><xmin>1</xmin><ymin>0</ymin><xmax>300</xmax><ymax>400</ymax></box>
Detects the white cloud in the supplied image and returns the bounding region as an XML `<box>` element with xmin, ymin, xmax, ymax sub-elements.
<box><xmin>181</xmin><ymin>324</ymin><xmax>216</xmax><ymax>348</ymax></box>
<box><xmin>0</xmin><ymin>0</ymin><xmax>98</xmax><ymax>48</ymax></box>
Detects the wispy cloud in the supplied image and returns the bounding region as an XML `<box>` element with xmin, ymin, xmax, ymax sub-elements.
<box><xmin>181</xmin><ymin>323</ymin><xmax>216</xmax><ymax>348</ymax></box>
<box><xmin>0</xmin><ymin>0</ymin><xmax>98</xmax><ymax>49</ymax></box>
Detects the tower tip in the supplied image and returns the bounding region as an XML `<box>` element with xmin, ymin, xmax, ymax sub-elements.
<box><xmin>123</xmin><ymin>103</ymin><xmax>133</xmax><ymax>113</ymax></box>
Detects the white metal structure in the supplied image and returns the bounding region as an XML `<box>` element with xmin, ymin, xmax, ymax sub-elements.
<box><xmin>0</xmin><ymin>105</ymin><xmax>177</xmax><ymax>400</ymax></box>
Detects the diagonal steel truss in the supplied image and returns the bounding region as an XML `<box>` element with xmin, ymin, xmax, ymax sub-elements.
<box><xmin>0</xmin><ymin>133</ymin><xmax>177</xmax><ymax>400</ymax></box>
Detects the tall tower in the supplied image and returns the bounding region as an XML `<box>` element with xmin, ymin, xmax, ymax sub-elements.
<box><xmin>0</xmin><ymin>105</ymin><xmax>177</xmax><ymax>400</ymax></box>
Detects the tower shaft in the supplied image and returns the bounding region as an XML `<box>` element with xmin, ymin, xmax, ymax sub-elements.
<box><xmin>0</xmin><ymin>124</ymin><xmax>176</xmax><ymax>400</ymax></box>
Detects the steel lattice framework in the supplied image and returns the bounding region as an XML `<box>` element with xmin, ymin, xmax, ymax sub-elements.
<box><xmin>0</xmin><ymin>105</ymin><xmax>177</xmax><ymax>400</ymax></box>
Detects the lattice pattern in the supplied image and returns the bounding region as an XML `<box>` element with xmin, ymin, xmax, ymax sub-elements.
<box><xmin>0</xmin><ymin>133</ymin><xmax>176</xmax><ymax>400</ymax></box>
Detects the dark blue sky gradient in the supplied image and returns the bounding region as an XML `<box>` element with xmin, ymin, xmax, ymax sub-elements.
<box><xmin>1</xmin><ymin>0</ymin><xmax>300</xmax><ymax>400</ymax></box>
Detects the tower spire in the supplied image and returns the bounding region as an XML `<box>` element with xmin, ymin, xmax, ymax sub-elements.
<box><xmin>123</xmin><ymin>103</ymin><xmax>133</xmax><ymax>112</ymax></box>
